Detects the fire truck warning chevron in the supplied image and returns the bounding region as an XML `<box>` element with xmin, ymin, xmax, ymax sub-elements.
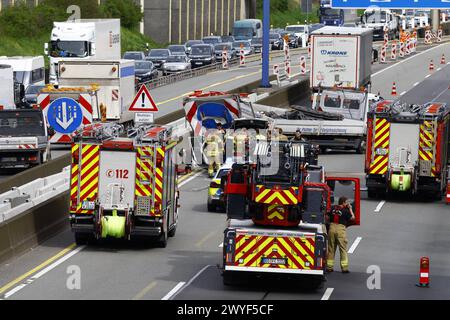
<box><xmin>69</xmin><ymin>122</ymin><xmax>181</xmax><ymax>247</ymax></box>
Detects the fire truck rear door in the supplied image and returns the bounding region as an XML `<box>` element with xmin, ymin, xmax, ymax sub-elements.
<box><xmin>98</xmin><ymin>150</ymin><xmax>137</xmax><ymax>209</ymax></box>
<box><xmin>326</xmin><ymin>177</ymin><xmax>361</xmax><ymax>226</ymax></box>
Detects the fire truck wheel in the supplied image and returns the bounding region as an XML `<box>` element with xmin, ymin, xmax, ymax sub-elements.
<box><xmin>168</xmin><ymin>225</ymin><xmax>177</xmax><ymax>237</ymax></box>
<box><xmin>75</xmin><ymin>233</ymin><xmax>95</xmax><ymax>245</ymax></box>
<box><xmin>222</xmin><ymin>271</ymin><xmax>238</xmax><ymax>286</ymax></box>
<box><xmin>367</xmin><ymin>188</ymin><xmax>378</xmax><ymax>199</ymax></box>
<box><xmin>207</xmin><ymin>203</ymin><xmax>216</xmax><ymax>212</ymax></box>
<box><xmin>157</xmin><ymin>221</ymin><xmax>168</xmax><ymax>248</ymax></box>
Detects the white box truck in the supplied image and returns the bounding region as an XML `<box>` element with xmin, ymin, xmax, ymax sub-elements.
<box><xmin>45</xmin><ymin>19</ymin><xmax>121</xmax><ymax>84</ymax></box>
<box><xmin>0</xmin><ymin>56</ymin><xmax>45</xmax><ymax>89</ymax></box>
<box><xmin>0</xmin><ymin>65</ymin><xmax>15</xmax><ymax>109</ymax></box>
<box><xmin>270</xmin><ymin>27</ymin><xmax>377</xmax><ymax>153</ymax></box>
<box><xmin>57</xmin><ymin>59</ymin><xmax>135</xmax><ymax>124</ymax></box>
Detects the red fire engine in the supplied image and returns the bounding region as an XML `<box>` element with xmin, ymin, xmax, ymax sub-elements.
<box><xmin>69</xmin><ymin>123</ymin><xmax>181</xmax><ymax>247</ymax></box>
<box><xmin>366</xmin><ymin>101</ymin><xmax>450</xmax><ymax>198</ymax></box>
<box><xmin>222</xmin><ymin>140</ymin><xmax>361</xmax><ymax>287</ymax></box>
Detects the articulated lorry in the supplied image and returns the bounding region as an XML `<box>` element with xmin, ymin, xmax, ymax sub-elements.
<box><xmin>45</xmin><ymin>19</ymin><xmax>121</xmax><ymax>84</ymax></box>
<box><xmin>272</xmin><ymin>27</ymin><xmax>376</xmax><ymax>153</ymax></box>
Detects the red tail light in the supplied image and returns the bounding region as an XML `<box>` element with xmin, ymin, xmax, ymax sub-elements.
<box><xmin>28</xmin><ymin>156</ymin><xmax>38</xmax><ymax>161</ymax></box>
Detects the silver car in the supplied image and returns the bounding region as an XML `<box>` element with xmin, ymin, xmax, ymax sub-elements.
<box><xmin>161</xmin><ymin>55</ymin><xmax>191</xmax><ymax>75</ymax></box>
<box><xmin>233</xmin><ymin>40</ymin><xmax>253</xmax><ymax>56</ymax></box>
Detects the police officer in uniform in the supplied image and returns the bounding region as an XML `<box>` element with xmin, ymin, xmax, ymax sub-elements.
<box><xmin>326</xmin><ymin>196</ymin><xmax>355</xmax><ymax>273</ymax></box>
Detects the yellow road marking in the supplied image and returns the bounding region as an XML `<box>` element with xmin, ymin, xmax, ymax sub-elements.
<box><xmin>195</xmin><ymin>231</ymin><xmax>216</xmax><ymax>248</ymax></box>
<box><xmin>0</xmin><ymin>243</ymin><xmax>76</xmax><ymax>295</ymax></box>
<box><xmin>132</xmin><ymin>281</ymin><xmax>158</xmax><ymax>300</ymax></box>
<box><xmin>155</xmin><ymin>71</ymin><xmax>261</xmax><ymax>107</ymax></box>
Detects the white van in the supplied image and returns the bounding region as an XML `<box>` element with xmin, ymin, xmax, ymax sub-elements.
<box><xmin>0</xmin><ymin>56</ymin><xmax>45</xmax><ymax>88</ymax></box>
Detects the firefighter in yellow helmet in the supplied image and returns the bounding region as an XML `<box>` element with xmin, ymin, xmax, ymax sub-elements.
<box><xmin>205</xmin><ymin>128</ymin><xmax>224</xmax><ymax>177</ymax></box>
<box><xmin>326</xmin><ymin>196</ymin><xmax>355</xmax><ymax>273</ymax></box>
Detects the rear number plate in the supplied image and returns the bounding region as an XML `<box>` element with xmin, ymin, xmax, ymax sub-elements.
<box><xmin>1</xmin><ymin>157</ymin><xmax>16</xmax><ymax>162</ymax></box>
<box><xmin>261</xmin><ymin>258</ymin><xmax>287</xmax><ymax>265</ymax></box>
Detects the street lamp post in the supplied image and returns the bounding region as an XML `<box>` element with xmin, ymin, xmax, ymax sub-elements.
<box><xmin>261</xmin><ymin>0</ymin><xmax>271</xmax><ymax>88</ymax></box>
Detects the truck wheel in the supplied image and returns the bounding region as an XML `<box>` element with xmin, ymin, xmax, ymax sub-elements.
<box><xmin>168</xmin><ymin>225</ymin><xmax>177</xmax><ymax>237</ymax></box>
<box><xmin>223</xmin><ymin>271</ymin><xmax>238</xmax><ymax>286</ymax></box>
<box><xmin>75</xmin><ymin>233</ymin><xmax>95</xmax><ymax>245</ymax></box>
<box><xmin>356</xmin><ymin>140</ymin><xmax>365</xmax><ymax>154</ymax></box>
<box><xmin>157</xmin><ymin>220</ymin><xmax>168</xmax><ymax>248</ymax></box>
<box><xmin>367</xmin><ymin>188</ymin><xmax>378</xmax><ymax>199</ymax></box>
<box><xmin>207</xmin><ymin>203</ymin><xmax>215</xmax><ymax>212</ymax></box>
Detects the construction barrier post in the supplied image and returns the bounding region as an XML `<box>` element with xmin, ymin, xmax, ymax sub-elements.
<box><xmin>391</xmin><ymin>82</ymin><xmax>397</xmax><ymax>96</ymax></box>
<box><xmin>300</xmin><ymin>55</ymin><xmax>306</xmax><ymax>75</ymax></box>
<box><xmin>437</xmin><ymin>28</ymin><xmax>443</xmax><ymax>42</ymax></box>
<box><xmin>399</xmin><ymin>41</ymin><xmax>405</xmax><ymax>58</ymax></box>
<box><xmin>285</xmin><ymin>60</ymin><xmax>291</xmax><ymax>79</ymax></box>
<box><xmin>391</xmin><ymin>41</ymin><xmax>397</xmax><ymax>60</ymax></box>
<box><xmin>239</xmin><ymin>49</ymin><xmax>245</xmax><ymax>67</ymax></box>
<box><xmin>222</xmin><ymin>49</ymin><xmax>228</xmax><ymax>69</ymax></box>
<box><xmin>380</xmin><ymin>45</ymin><xmax>387</xmax><ymax>64</ymax></box>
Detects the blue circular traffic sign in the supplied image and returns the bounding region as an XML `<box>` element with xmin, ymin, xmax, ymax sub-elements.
<box><xmin>47</xmin><ymin>98</ymin><xmax>83</xmax><ymax>134</ymax></box>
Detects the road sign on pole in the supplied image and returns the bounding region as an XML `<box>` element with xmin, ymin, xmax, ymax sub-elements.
<box><xmin>47</xmin><ymin>98</ymin><xmax>83</xmax><ymax>134</ymax></box>
<box><xmin>129</xmin><ymin>85</ymin><xmax>158</xmax><ymax>112</ymax></box>
<box><xmin>331</xmin><ymin>0</ymin><xmax>450</xmax><ymax>9</ymax></box>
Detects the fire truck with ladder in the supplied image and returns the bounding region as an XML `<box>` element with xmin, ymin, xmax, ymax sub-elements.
<box><xmin>221</xmin><ymin>140</ymin><xmax>361</xmax><ymax>287</ymax></box>
<box><xmin>366</xmin><ymin>101</ymin><xmax>450</xmax><ymax>199</ymax></box>
<box><xmin>69</xmin><ymin>122</ymin><xmax>181</xmax><ymax>247</ymax></box>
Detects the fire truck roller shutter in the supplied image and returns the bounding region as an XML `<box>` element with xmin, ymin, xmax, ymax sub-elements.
<box><xmin>388</xmin><ymin>123</ymin><xmax>420</xmax><ymax>192</ymax></box>
<box><xmin>225</xmin><ymin>164</ymin><xmax>249</xmax><ymax>220</ymax></box>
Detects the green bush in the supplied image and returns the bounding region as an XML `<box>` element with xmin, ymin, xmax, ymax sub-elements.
<box><xmin>100</xmin><ymin>0</ymin><xmax>143</xmax><ymax>30</ymax></box>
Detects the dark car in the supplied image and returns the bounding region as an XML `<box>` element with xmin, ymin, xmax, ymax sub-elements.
<box><xmin>189</xmin><ymin>44</ymin><xmax>216</xmax><ymax>68</ymax></box>
<box><xmin>135</xmin><ymin>61</ymin><xmax>158</xmax><ymax>83</ymax></box>
<box><xmin>147</xmin><ymin>49</ymin><xmax>171</xmax><ymax>69</ymax></box>
<box><xmin>123</xmin><ymin>51</ymin><xmax>147</xmax><ymax>61</ymax></box>
<box><xmin>221</xmin><ymin>35</ymin><xmax>235</xmax><ymax>43</ymax></box>
<box><xmin>279</xmin><ymin>31</ymin><xmax>299</xmax><ymax>48</ymax></box>
<box><xmin>269</xmin><ymin>33</ymin><xmax>283</xmax><ymax>50</ymax></box>
<box><xmin>251</xmin><ymin>37</ymin><xmax>263</xmax><ymax>53</ymax></box>
<box><xmin>168</xmin><ymin>44</ymin><xmax>187</xmax><ymax>56</ymax></box>
<box><xmin>24</xmin><ymin>85</ymin><xmax>45</xmax><ymax>105</ymax></box>
<box><xmin>202</xmin><ymin>36</ymin><xmax>222</xmax><ymax>46</ymax></box>
<box><xmin>185</xmin><ymin>40</ymin><xmax>203</xmax><ymax>55</ymax></box>
<box><xmin>214</xmin><ymin>43</ymin><xmax>236</xmax><ymax>61</ymax></box>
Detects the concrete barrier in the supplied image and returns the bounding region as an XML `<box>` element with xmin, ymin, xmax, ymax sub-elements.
<box><xmin>0</xmin><ymin>192</ymin><xmax>69</xmax><ymax>264</ymax></box>
<box><xmin>257</xmin><ymin>78</ymin><xmax>310</xmax><ymax>109</ymax></box>
<box><xmin>0</xmin><ymin>154</ymin><xmax>70</xmax><ymax>194</ymax></box>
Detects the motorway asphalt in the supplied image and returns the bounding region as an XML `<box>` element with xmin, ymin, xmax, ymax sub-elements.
<box><xmin>1</xmin><ymin>41</ymin><xmax>450</xmax><ymax>300</ymax></box>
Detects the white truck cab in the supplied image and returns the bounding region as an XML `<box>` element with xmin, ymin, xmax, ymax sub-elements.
<box><xmin>285</xmin><ymin>25</ymin><xmax>309</xmax><ymax>47</ymax></box>
<box><xmin>45</xmin><ymin>19</ymin><xmax>121</xmax><ymax>84</ymax></box>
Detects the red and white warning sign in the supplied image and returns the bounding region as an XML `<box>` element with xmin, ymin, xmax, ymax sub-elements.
<box><xmin>129</xmin><ymin>85</ymin><xmax>158</xmax><ymax>112</ymax></box>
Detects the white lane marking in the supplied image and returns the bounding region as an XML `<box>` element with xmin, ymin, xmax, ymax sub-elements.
<box><xmin>413</xmin><ymin>82</ymin><xmax>420</xmax><ymax>86</ymax></box>
<box><xmin>400</xmin><ymin>91</ymin><xmax>406</xmax><ymax>96</ymax></box>
<box><xmin>372</xmin><ymin>43</ymin><xmax>449</xmax><ymax>78</ymax></box>
<box><xmin>321</xmin><ymin>288</ymin><xmax>334</xmax><ymax>300</ymax></box>
<box><xmin>179</xmin><ymin>171</ymin><xmax>204</xmax><ymax>188</ymax></box>
<box><xmin>161</xmin><ymin>282</ymin><xmax>186</xmax><ymax>300</ymax></box>
<box><xmin>219</xmin><ymin>242</ymin><xmax>224</xmax><ymax>248</ymax></box>
<box><xmin>430</xmin><ymin>85</ymin><xmax>450</xmax><ymax>103</ymax></box>
<box><xmin>348</xmin><ymin>237</ymin><xmax>362</xmax><ymax>254</ymax></box>
<box><xmin>437</xmin><ymin>67</ymin><xmax>442</xmax><ymax>71</ymax></box>
<box><xmin>164</xmin><ymin>265</ymin><xmax>212</xmax><ymax>300</ymax></box>
<box><xmin>3</xmin><ymin>245</ymin><xmax>85</xmax><ymax>299</ymax></box>
<box><xmin>425</xmin><ymin>74</ymin><xmax>431</xmax><ymax>78</ymax></box>
<box><xmin>374</xmin><ymin>200</ymin><xmax>386</xmax><ymax>213</ymax></box>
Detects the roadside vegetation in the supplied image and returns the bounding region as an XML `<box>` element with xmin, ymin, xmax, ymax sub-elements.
<box><xmin>0</xmin><ymin>0</ymin><xmax>160</xmax><ymax>58</ymax></box>
<box><xmin>256</xmin><ymin>0</ymin><xmax>320</xmax><ymax>28</ymax></box>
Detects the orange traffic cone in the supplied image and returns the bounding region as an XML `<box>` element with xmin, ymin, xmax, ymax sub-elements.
<box><xmin>429</xmin><ymin>60</ymin><xmax>435</xmax><ymax>71</ymax></box>
<box><xmin>441</xmin><ymin>54</ymin><xmax>446</xmax><ymax>64</ymax></box>
<box><xmin>391</xmin><ymin>82</ymin><xmax>397</xmax><ymax>96</ymax></box>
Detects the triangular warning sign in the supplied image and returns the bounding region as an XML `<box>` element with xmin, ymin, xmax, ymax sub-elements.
<box><xmin>129</xmin><ymin>85</ymin><xmax>159</xmax><ymax>112</ymax></box>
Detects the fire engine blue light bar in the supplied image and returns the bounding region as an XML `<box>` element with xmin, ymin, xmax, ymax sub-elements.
<box><xmin>331</xmin><ymin>0</ymin><xmax>450</xmax><ymax>9</ymax></box>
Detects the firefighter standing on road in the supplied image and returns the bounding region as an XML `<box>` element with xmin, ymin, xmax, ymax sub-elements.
<box><xmin>291</xmin><ymin>129</ymin><xmax>306</xmax><ymax>142</ymax></box>
<box><xmin>327</xmin><ymin>196</ymin><xmax>355</xmax><ymax>273</ymax></box>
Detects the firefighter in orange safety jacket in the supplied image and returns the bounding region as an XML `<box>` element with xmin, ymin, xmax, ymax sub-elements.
<box><xmin>326</xmin><ymin>196</ymin><xmax>355</xmax><ymax>274</ymax></box>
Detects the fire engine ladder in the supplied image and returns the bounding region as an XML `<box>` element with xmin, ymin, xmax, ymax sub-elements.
<box><xmin>419</xmin><ymin>117</ymin><xmax>438</xmax><ymax>176</ymax></box>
